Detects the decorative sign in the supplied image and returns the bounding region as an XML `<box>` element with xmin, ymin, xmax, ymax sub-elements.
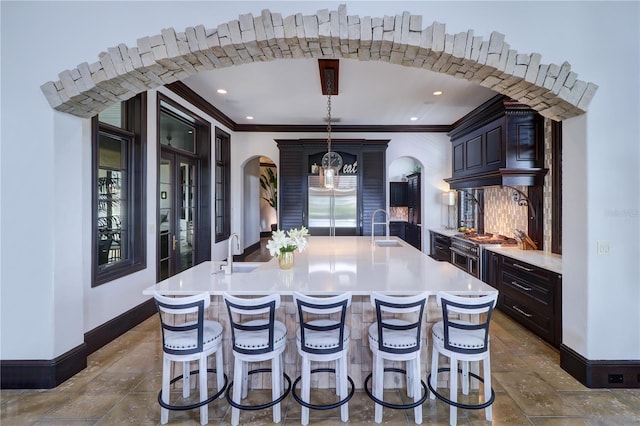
<box><xmin>309</xmin><ymin>151</ymin><xmax>357</xmax><ymax>175</ymax></box>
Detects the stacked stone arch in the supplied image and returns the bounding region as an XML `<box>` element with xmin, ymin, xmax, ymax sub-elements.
<box><xmin>41</xmin><ymin>4</ymin><xmax>597</xmax><ymax>121</ymax></box>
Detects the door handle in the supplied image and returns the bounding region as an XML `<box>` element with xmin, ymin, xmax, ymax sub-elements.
<box><xmin>172</xmin><ymin>234</ymin><xmax>177</xmax><ymax>250</ymax></box>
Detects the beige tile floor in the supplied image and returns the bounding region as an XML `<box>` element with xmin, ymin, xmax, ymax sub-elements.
<box><xmin>2</xmin><ymin>307</ymin><xmax>639</xmax><ymax>426</ymax></box>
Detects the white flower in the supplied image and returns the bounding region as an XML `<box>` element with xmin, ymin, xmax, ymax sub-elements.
<box><xmin>266</xmin><ymin>227</ymin><xmax>309</xmax><ymax>257</ymax></box>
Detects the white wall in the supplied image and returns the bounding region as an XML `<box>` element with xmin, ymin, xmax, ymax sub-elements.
<box><xmin>1</xmin><ymin>1</ymin><xmax>638</xmax><ymax>364</ymax></box>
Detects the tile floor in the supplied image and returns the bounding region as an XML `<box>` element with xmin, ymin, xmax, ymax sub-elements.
<box><xmin>2</xmin><ymin>241</ymin><xmax>639</xmax><ymax>425</ymax></box>
<box><xmin>2</xmin><ymin>307</ymin><xmax>639</xmax><ymax>425</ymax></box>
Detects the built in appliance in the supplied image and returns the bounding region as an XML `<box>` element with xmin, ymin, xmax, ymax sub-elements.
<box><xmin>450</xmin><ymin>233</ymin><xmax>518</xmax><ymax>278</ymax></box>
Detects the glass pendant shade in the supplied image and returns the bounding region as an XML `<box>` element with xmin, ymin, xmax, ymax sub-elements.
<box><xmin>320</xmin><ymin>151</ymin><xmax>342</xmax><ymax>189</ymax></box>
<box><xmin>321</xmin><ymin>166</ymin><xmax>337</xmax><ymax>189</ymax></box>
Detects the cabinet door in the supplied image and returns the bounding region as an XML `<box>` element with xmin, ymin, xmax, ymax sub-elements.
<box><xmin>406</xmin><ymin>173</ymin><xmax>420</xmax><ymax>225</ymax></box>
<box><xmin>279</xmin><ymin>145</ymin><xmax>305</xmax><ymax>230</ymax></box>
<box><xmin>362</xmin><ymin>150</ymin><xmax>386</xmax><ymax>236</ymax></box>
<box><xmin>389</xmin><ymin>182</ymin><xmax>408</xmax><ymax>206</ymax></box>
<box><xmin>483</xmin><ymin>251</ymin><xmax>502</xmax><ymax>289</ymax></box>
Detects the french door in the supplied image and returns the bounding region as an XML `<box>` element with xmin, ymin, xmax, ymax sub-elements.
<box><xmin>158</xmin><ymin>152</ymin><xmax>198</xmax><ymax>280</ymax></box>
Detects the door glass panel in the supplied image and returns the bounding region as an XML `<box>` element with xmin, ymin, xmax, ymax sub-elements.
<box><xmin>179</xmin><ymin>161</ymin><xmax>195</xmax><ymax>272</ymax></box>
<box><xmin>159</xmin><ymin>158</ymin><xmax>172</xmax><ymax>281</ymax></box>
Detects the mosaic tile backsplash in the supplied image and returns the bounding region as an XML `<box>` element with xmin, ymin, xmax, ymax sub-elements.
<box><xmin>483</xmin><ymin>186</ymin><xmax>529</xmax><ymax>237</ymax></box>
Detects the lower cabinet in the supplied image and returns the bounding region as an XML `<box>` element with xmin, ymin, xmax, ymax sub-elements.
<box><xmin>429</xmin><ymin>231</ymin><xmax>451</xmax><ymax>261</ymax></box>
<box><xmin>389</xmin><ymin>221</ymin><xmax>405</xmax><ymax>240</ymax></box>
<box><xmin>390</xmin><ymin>222</ymin><xmax>421</xmax><ymax>250</ymax></box>
<box><xmin>483</xmin><ymin>251</ymin><xmax>562</xmax><ymax>348</ymax></box>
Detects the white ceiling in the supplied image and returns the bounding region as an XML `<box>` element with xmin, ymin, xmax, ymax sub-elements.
<box><xmin>181</xmin><ymin>58</ymin><xmax>499</xmax><ymax>126</ymax></box>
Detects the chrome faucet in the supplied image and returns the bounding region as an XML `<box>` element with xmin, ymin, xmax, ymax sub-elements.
<box><xmin>225</xmin><ymin>233</ymin><xmax>240</xmax><ymax>275</ymax></box>
<box><xmin>371</xmin><ymin>209</ymin><xmax>389</xmax><ymax>244</ymax></box>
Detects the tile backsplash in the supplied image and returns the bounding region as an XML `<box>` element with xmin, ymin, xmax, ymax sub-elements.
<box><xmin>483</xmin><ymin>186</ymin><xmax>528</xmax><ymax>237</ymax></box>
<box><xmin>389</xmin><ymin>206</ymin><xmax>408</xmax><ymax>222</ymax></box>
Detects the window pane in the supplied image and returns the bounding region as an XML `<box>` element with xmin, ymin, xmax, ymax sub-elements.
<box><xmin>98</xmin><ymin>103</ymin><xmax>123</xmax><ymax>128</ymax></box>
<box><xmin>97</xmin><ymin>132</ymin><xmax>128</xmax><ymax>269</ymax></box>
<box><xmin>159</xmin><ymin>108</ymin><xmax>196</xmax><ymax>153</ymax></box>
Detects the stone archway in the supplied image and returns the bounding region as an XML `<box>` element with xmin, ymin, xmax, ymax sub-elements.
<box><xmin>41</xmin><ymin>4</ymin><xmax>597</xmax><ymax>121</ymax></box>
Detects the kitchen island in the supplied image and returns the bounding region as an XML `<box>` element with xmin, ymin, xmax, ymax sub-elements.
<box><xmin>143</xmin><ymin>236</ymin><xmax>497</xmax><ymax>389</ymax></box>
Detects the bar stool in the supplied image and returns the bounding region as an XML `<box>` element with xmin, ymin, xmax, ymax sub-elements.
<box><xmin>291</xmin><ymin>292</ymin><xmax>355</xmax><ymax>425</ymax></box>
<box><xmin>365</xmin><ymin>291</ymin><xmax>429</xmax><ymax>424</ymax></box>
<box><xmin>428</xmin><ymin>291</ymin><xmax>498</xmax><ymax>426</ymax></box>
<box><xmin>222</xmin><ymin>293</ymin><xmax>291</xmax><ymax>426</ymax></box>
<box><xmin>153</xmin><ymin>292</ymin><xmax>227</xmax><ymax>425</ymax></box>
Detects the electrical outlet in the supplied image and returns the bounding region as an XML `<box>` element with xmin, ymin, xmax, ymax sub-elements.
<box><xmin>608</xmin><ymin>374</ymin><xmax>623</xmax><ymax>384</ymax></box>
<box><xmin>597</xmin><ymin>241</ymin><xmax>611</xmax><ymax>256</ymax></box>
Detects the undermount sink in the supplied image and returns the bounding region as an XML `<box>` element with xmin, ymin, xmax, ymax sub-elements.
<box><xmin>374</xmin><ymin>239</ymin><xmax>402</xmax><ymax>247</ymax></box>
<box><xmin>230</xmin><ymin>263</ymin><xmax>260</xmax><ymax>273</ymax></box>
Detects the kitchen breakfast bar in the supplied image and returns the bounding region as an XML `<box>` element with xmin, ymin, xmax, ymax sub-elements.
<box><xmin>143</xmin><ymin>236</ymin><xmax>497</xmax><ymax>390</ymax></box>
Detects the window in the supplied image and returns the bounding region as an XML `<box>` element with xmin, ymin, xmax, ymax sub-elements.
<box><xmin>92</xmin><ymin>94</ymin><xmax>146</xmax><ymax>286</ymax></box>
<box><xmin>215</xmin><ymin>128</ymin><xmax>230</xmax><ymax>242</ymax></box>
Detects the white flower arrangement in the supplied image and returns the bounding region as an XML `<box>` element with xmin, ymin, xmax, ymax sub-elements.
<box><xmin>266</xmin><ymin>226</ymin><xmax>310</xmax><ymax>257</ymax></box>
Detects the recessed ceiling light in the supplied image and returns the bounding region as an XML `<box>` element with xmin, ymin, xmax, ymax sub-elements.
<box><xmin>217</xmin><ymin>89</ymin><xmax>227</xmax><ymax>94</ymax></box>
<box><xmin>246</xmin><ymin>116</ymin><xmax>254</xmax><ymax>120</ymax></box>
<box><xmin>410</xmin><ymin>117</ymin><xmax>418</xmax><ymax>121</ymax></box>
<box><xmin>433</xmin><ymin>90</ymin><xmax>443</xmax><ymax>96</ymax></box>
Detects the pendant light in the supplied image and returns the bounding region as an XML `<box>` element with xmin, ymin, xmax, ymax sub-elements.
<box><xmin>319</xmin><ymin>79</ymin><xmax>343</xmax><ymax>189</ymax></box>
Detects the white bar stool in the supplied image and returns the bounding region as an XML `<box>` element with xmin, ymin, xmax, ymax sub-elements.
<box><xmin>291</xmin><ymin>292</ymin><xmax>354</xmax><ymax>425</ymax></box>
<box><xmin>428</xmin><ymin>291</ymin><xmax>498</xmax><ymax>426</ymax></box>
<box><xmin>222</xmin><ymin>293</ymin><xmax>291</xmax><ymax>426</ymax></box>
<box><xmin>365</xmin><ymin>291</ymin><xmax>429</xmax><ymax>424</ymax></box>
<box><xmin>153</xmin><ymin>292</ymin><xmax>227</xmax><ymax>425</ymax></box>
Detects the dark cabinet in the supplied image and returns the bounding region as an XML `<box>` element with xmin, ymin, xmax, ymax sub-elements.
<box><xmin>389</xmin><ymin>221</ymin><xmax>405</xmax><ymax>239</ymax></box>
<box><xmin>429</xmin><ymin>231</ymin><xmax>451</xmax><ymax>262</ymax></box>
<box><xmin>446</xmin><ymin>95</ymin><xmax>545</xmax><ymax>190</ymax></box>
<box><xmin>405</xmin><ymin>173</ymin><xmax>421</xmax><ymax>250</ymax></box>
<box><xmin>389</xmin><ymin>182</ymin><xmax>408</xmax><ymax>206</ymax></box>
<box><xmin>483</xmin><ymin>251</ymin><xmax>562</xmax><ymax>348</ymax></box>
<box><xmin>276</xmin><ymin>139</ymin><xmax>388</xmax><ymax>236</ymax></box>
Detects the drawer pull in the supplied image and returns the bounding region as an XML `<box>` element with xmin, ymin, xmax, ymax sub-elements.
<box><xmin>511</xmin><ymin>281</ymin><xmax>532</xmax><ymax>291</ymax></box>
<box><xmin>512</xmin><ymin>305</ymin><xmax>533</xmax><ymax>318</ymax></box>
<box><xmin>512</xmin><ymin>263</ymin><xmax>534</xmax><ymax>272</ymax></box>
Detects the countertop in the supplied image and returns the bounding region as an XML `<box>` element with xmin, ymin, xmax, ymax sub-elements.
<box><xmin>143</xmin><ymin>236</ymin><xmax>497</xmax><ymax>296</ymax></box>
<box><xmin>428</xmin><ymin>228</ymin><xmax>460</xmax><ymax>237</ymax></box>
<box><xmin>483</xmin><ymin>246</ymin><xmax>562</xmax><ymax>274</ymax></box>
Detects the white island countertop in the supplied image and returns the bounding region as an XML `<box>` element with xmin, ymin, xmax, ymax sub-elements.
<box><xmin>143</xmin><ymin>236</ymin><xmax>497</xmax><ymax>296</ymax></box>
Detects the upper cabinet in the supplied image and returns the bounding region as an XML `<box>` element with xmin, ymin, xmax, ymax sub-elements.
<box><xmin>445</xmin><ymin>95</ymin><xmax>545</xmax><ymax>190</ymax></box>
<box><xmin>389</xmin><ymin>182</ymin><xmax>408</xmax><ymax>207</ymax></box>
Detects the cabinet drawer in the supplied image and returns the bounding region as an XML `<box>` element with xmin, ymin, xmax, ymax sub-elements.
<box><xmin>502</xmin><ymin>258</ymin><xmax>555</xmax><ymax>284</ymax></box>
<box><xmin>501</xmin><ymin>270</ymin><xmax>552</xmax><ymax>312</ymax></box>
<box><xmin>500</xmin><ymin>293</ymin><xmax>554</xmax><ymax>343</ymax></box>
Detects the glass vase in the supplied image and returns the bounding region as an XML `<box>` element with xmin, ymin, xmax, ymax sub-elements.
<box><xmin>278</xmin><ymin>251</ymin><xmax>294</xmax><ymax>270</ymax></box>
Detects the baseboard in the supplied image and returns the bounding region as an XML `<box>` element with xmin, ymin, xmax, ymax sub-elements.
<box><xmin>84</xmin><ymin>298</ymin><xmax>156</xmax><ymax>355</ymax></box>
<box><xmin>1</xmin><ymin>343</ymin><xmax>87</xmax><ymax>389</ymax></box>
<box><xmin>560</xmin><ymin>344</ymin><xmax>640</xmax><ymax>388</ymax></box>
<box><xmin>1</xmin><ymin>298</ymin><xmax>156</xmax><ymax>389</ymax></box>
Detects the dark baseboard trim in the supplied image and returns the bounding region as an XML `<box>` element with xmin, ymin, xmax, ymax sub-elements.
<box><xmin>1</xmin><ymin>343</ymin><xmax>87</xmax><ymax>389</ymax></box>
<box><xmin>560</xmin><ymin>344</ymin><xmax>640</xmax><ymax>388</ymax></box>
<box><xmin>1</xmin><ymin>299</ymin><xmax>156</xmax><ymax>389</ymax></box>
<box><xmin>84</xmin><ymin>298</ymin><xmax>156</xmax><ymax>355</ymax></box>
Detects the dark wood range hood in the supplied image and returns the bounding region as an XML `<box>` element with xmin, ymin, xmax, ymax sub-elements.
<box><xmin>445</xmin><ymin>95</ymin><xmax>547</xmax><ymax>190</ymax></box>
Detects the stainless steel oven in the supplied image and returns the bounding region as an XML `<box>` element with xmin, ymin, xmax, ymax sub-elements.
<box><xmin>450</xmin><ymin>237</ymin><xmax>480</xmax><ymax>278</ymax></box>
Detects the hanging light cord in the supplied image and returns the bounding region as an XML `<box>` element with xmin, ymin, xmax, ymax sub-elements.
<box><xmin>326</xmin><ymin>80</ymin><xmax>332</xmax><ymax>154</ymax></box>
